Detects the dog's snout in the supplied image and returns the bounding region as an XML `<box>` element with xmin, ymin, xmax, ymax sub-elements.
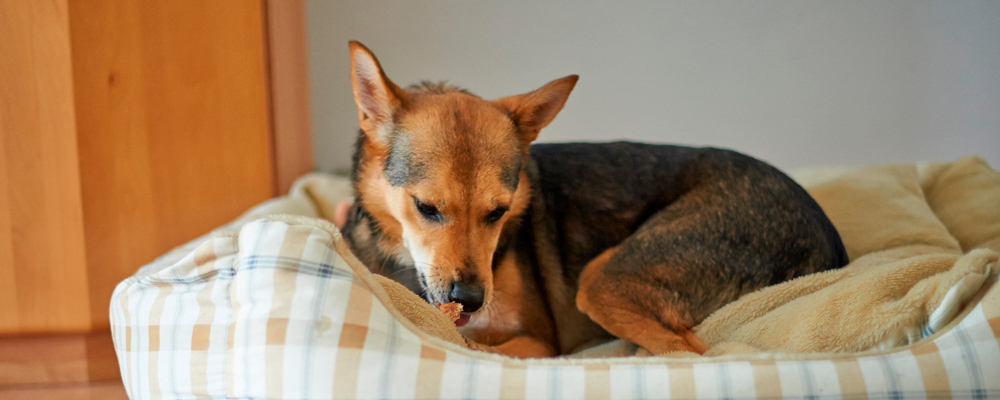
<box><xmin>449</xmin><ymin>281</ymin><xmax>485</xmax><ymax>313</ymax></box>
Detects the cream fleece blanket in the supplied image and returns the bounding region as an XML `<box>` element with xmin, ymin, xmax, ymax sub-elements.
<box><xmin>298</xmin><ymin>156</ymin><xmax>1000</xmax><ymax>357</ymax></box>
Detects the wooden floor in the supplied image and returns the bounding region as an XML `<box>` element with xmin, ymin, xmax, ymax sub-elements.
<box><xmin>0</xmin><ymin>381</ymin><xmax>127</xmax><ymax>400</ymax></box>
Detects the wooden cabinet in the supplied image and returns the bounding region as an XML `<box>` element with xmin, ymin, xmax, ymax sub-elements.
<box><xmin>0</xmin><ymin>0</ymin><xmax>312</xmax><ymax>386</ymax></box>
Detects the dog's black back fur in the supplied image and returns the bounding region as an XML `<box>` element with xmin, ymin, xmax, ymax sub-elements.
<box><xmin>528</xmin><ymin>142</ymin><xmax>848</xmax><ymax>291</ymax></box>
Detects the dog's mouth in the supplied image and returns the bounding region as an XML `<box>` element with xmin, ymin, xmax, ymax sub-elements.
<box><xmin>416</xmin><ymin>272</ymin><xmax>485</xmax><ymax>327</ymax></box>
<box><xmin>421</xmin><ymin>294</ymin><xmax>481</xmax><ymax>328</ymax></box>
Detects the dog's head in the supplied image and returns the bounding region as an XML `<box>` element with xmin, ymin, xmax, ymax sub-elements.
<box><xmin>347</xmin><ymin>41</ymin><xmax>576</xmax><ymax>318</ymax></box>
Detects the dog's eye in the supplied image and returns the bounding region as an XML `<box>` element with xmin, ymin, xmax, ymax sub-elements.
<box><xmin>413</xmin><ymin>197</ymin><xmax>443</xmax><ymax>222</ymax></box>
<box><xmin>485</xmin><ymin>206</ymin><xmax>508</xmax><ymax>224</ymax></box>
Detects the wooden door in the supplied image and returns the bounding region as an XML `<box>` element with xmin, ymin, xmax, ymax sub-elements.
<box><xmin>0</xmin><ymin>0</ymin><xmax>312</xmax><ymax>388</ymax></box>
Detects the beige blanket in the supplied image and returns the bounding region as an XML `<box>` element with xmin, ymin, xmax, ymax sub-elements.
<box><xmin>300</xmin><ymin>156</ymin><xmax>1000</xmax><ymax>357</ymax></box>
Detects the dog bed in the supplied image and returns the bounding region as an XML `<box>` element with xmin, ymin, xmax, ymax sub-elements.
<box><xmin>111</xmin><ymin>156</ymin><xmax>1000</xmax><ymax>399</ymax></box>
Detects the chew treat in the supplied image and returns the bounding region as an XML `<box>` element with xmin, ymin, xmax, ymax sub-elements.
<box><xmin>436</xmin><ymin>302</ymin><xmax>463</xmax><ymax>323</ymax></box>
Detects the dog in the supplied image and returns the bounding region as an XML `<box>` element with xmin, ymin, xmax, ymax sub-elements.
<box><xmin>338</xmin><ymin>41</ymin><xmax>849</xmax><ymax>358</ymax></box>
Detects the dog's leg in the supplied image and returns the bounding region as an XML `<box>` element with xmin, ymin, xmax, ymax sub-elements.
<box><xmin>574</xmin><ymin>199</ymin><xmax>747</xmax><ymax>356</ymax></box>
<box><xmin>577</xmin><ymin>246</ymin><xmax>708</xmax><ymax>355</ymax></box>
<box><xmin>467</xmin><ymin>335</ymin><xmax>557</xmax><ymax>359</ymax></box>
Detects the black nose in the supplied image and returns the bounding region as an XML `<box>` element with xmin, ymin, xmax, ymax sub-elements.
<box><xmin>449</xmin><ymin>281</ymin><xmax>484</xmax><ymax>313</ymax></box>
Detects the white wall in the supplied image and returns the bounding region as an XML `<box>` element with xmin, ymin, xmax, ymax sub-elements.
<box><xmin>306</xmin><ymin>1</ymin><xmax>1000</xmax><ymax>173</ymax></box>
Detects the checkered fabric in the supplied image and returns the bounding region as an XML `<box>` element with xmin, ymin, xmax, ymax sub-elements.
<box><xmin>111</xmin><ymin>215</ymin><xmax>1000</xmax><ymax>400</ymax></box>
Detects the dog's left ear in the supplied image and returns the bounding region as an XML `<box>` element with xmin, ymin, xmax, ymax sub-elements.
<box><xmin>494</xmin><ymin>75</ymin><xmax>578</xmax><ymax>145</ymax></box>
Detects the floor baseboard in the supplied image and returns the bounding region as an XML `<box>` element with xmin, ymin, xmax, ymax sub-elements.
<box><xmin>0</xmin><ymin>331</ymin><xmax>119</xmax><ymax>386</ymax></box>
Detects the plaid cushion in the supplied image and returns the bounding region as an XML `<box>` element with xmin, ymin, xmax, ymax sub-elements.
<box><xmin>111</xmin><ymin>215</ymin><xmax>1000</xmax><ymax>400</ymax></box>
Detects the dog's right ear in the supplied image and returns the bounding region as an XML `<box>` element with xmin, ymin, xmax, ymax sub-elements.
<box><xmin>349</xmin><ymin>41</ymin><xmax>407</xmax><ymax>144</ymax></box>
